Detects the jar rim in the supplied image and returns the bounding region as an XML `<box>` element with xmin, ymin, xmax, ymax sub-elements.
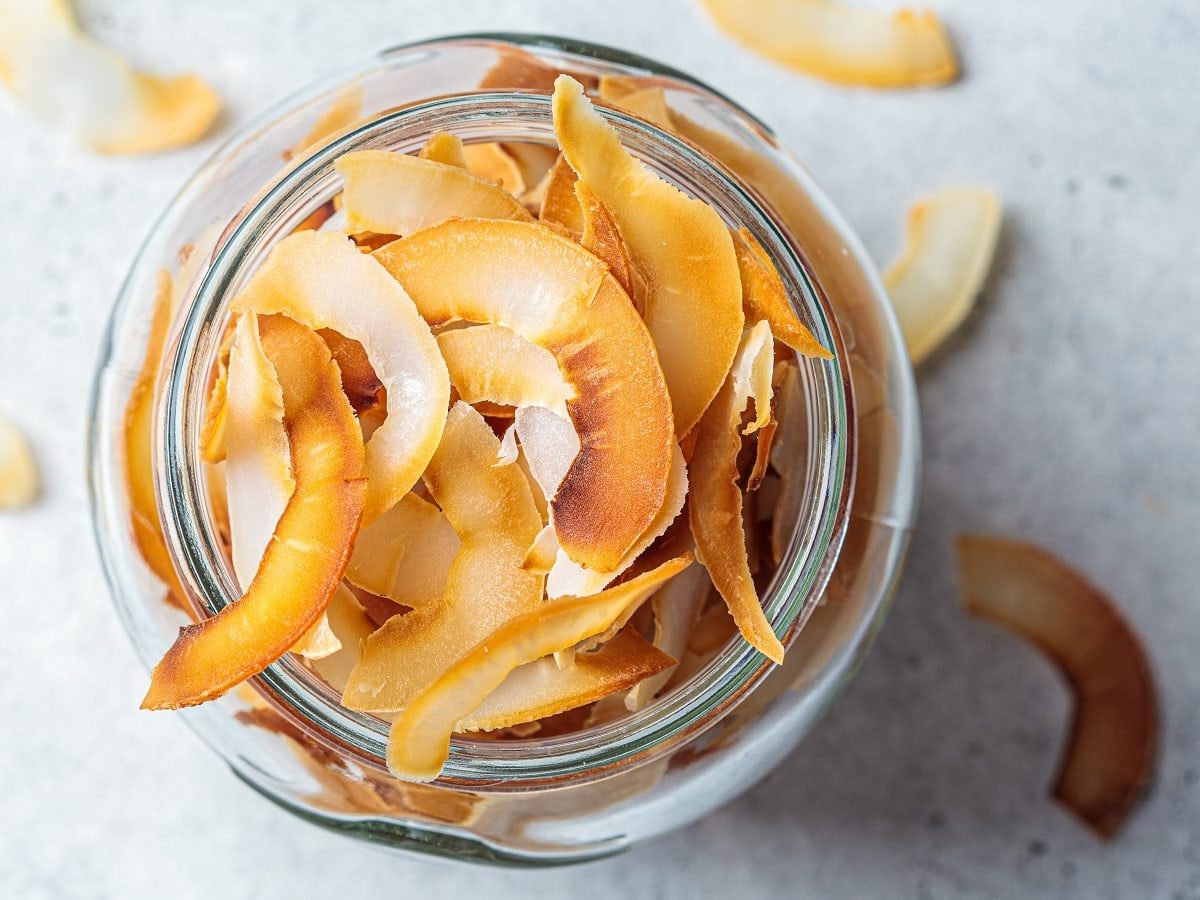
<box><xmin>154</xmin><ymin>35</ymin><xmax>855</xmax><ymax>789</ymax></box>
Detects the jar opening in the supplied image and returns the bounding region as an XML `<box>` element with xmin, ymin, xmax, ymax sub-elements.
<box><xmin>156</xmin><ymin>88</ymin><xmax>854</xmax><ymax>789</ymax></box>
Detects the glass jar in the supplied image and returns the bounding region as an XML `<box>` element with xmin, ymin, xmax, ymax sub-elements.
<box><xmin>88</xmin><ymin>33</ymin><xmax>918</xmax><ymax>865</ymax></box>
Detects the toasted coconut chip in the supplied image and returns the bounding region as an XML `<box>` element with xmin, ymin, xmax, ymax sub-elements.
<box><xmin>418</xmin><ymin>130</ymin><xmax>467</xmax><ymax>167</ymax></box>
<box><xmin>317</xmin><ymin>328</ymin><xmax>384</xmax><ymax>414</ymax></box>
<box><xmin>689</xmin><ymin>322</ymin><xmax>784</xmax><ymax>664</ymax></box>
<box><xmin>142</xmin><ymin>315</ymin><xmax>366</xmax><ymax>709</ymax></box>
<box><xmin>884</xmin><ymin>187</ymin><xmax>1001</xmax><ymax>364</ymax></box>
<box><xmin>553</xmin><ymin>75</ymin><xmax>745</xmax><ymax>437</ymax></box>
<box><xmin>732</xmin><ymin>228</ymin><xmax>833</xmax><ymax>359</ymax></box>
<box><xmin>230</xmin><ymin>230</ymin><xmax>449</xmax><ymax>524</ymax></box>
<box><xmin>342</xmin><ymin>403</ymin><xmax>544</xmax><ymax>713</ymax></box>
<box><xmin>437</xmin><ymin>324</ymin><xmax>574</xmax><ymax>418</ymax></box>
<box><xmin>285</xmin><ymin>85</ymin><xmax>363</xmax><ymax>161</ymax></box>
<box><xmin>625</xmin><ymin>562</ymin><xmax>712</xmax><ymax>710</ymax></box>
<box><xmin>0</xmin><ymin>0</ymin><xmax>218</xmax><ymax>153</ymax></box>
<box><xmin>344</xmin><ymin>492</ymin><xmax>459</xmax><ymax>610</ymax></box>
<box><xmin>386</xmin><ymin>554</ymin><xmax>692</xmax><ymax>780</ymax></box>
<box><xmin>225</xmin><ymin>316</ymin><xmax>332</xmax><ymax>659</ymax></box>
<box><xmin>476</xmin><ymin>46</ymin><xmax>599</xmax><ymax>92</ymax></box>
<box><xmin>699</xmin><ymin>0</ymin><xmax>959</xmax><ymax>89</ymax></box>
<box><xmin>308</xmin><ymin>585</ymin><xmax>377</xmax><ymax>696</ymax></box>
<box><xmin>958</xmin><ymin>536</ymin><xmax>1158</xmax><ymax>839</ymax></box>
<box><xmin>336</xmin><ymin>150</ymin><xmax>532</xmax><ymax>237</ymax></box>
<box><xmin>375</xmin><ymin>218</ymin><xmax>673</xmax><ymax>572</ymax></box>
<box><xmin>462</xmin><ymin>143</ymin><xmax>526</xmax><ymax>195</ymax></box>
<box><xmin>538</xmin><ymin>155</ymin><xmax>584</xmax><ymax>235</ymax></box>
<box><xmin>574</xmin><ymin>180</ymin><xmax>647</xmax><ymax>315</ymax></box>
<box><xmin>0</xmin><ymin>414</ymin><xmax>38</xmax><ymax>508</ymax></box>
<box><xmin>224</xmin><ymin>314</ymin><xmax>292</xmax><ymax>589</ymax></box>
<box><xmin>123</xmin><ymin>270</ymin><xmax>186</xmax><ymax>606</ymax></box>
<box><xmin>459</xmin><ymin>628</ymin><xmax>674</xmax><ymax>732</ymax></box>
<box><xmin>546</xmin><ymin>442</ymin><xmax>688</xmax><ymax>598</ymax></box>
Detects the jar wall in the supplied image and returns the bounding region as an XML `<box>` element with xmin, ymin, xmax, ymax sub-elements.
<box><xmin>89</xmin><ymin>35</ymin><xmax>918</xmax><ymax>865</ymax></box>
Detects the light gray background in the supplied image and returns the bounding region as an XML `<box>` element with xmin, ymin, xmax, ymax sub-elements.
<box><xmin>1</xmin><ymin>1</ymin><xmax>1197</xmax><ymax>898</ymax></box>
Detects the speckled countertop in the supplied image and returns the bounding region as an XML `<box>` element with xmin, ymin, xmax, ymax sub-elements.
<box><xmin>1</xmin><ymin>1</ymin><xmax>1197</xmax><ymax>897</ymax></box>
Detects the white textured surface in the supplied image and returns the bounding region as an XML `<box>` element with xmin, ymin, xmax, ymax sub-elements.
<box><xmin>1</xmin><ymin>1</ymin><xmax>1198</xmax><ymax>897</ymax></box>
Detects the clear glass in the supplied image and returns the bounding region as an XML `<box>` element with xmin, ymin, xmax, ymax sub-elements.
<box><xmin>88</xmin><ymin>34</ymin><xmax>919</xmax><ymax>864</ymax></box>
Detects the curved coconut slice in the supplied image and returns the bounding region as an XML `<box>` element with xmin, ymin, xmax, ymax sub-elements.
<box><xmin>460</xmin><ymin>628</ymin><xmax>674</xmax><ymax>732</ymax></box>
<box><xmin>625</xmin><ymin>561</ymin><xmax>712</xmax><ymax>710</ymax></box>
<box><xmin>0</xmin><ymin>0</ymin><xmax>219</xmax><ymax>154</ymax></box>
<box><xmin>732</xmin><ymin>228</ymin><xmax>833</xmax><ymax>360</ymax></box>
<box><xmin>437</xmin><ymin>324</ymin><xmax>573</xmax><ymax>418</ymax></box>
<box><xmin>224</xmin><ymin>315</ymin><xmax>337</xmax><ymax>659</ymax></box>
<box><xmin>553</xmin><ymin>76</ymin><xmax>744</xmax><ymax>436</ymax></box>
<box><xmin>0</xmin><ymin>413</ymin><xmax>38</xmax><ymax>508</ymax></box>
<box><xmin>142</xmin><ymin>315</ymin><xmax>366</xmax><ymax>709</ymax></box>
<box><xmin>699</xmin><ymin>0</ymin><xmax>959</xmax><ymax>89</ymax></box>
<box><xmin>309</xmin><ymin>585</ymin><xmax>377</xmax><ymax>696</ymax></box>
<box><xmin>336</xmin><ymin>150</ymin><xmax>532</xmax><ymax>237</ymax></box>
<box><xmin>958</xmin><ymin>536</ymin><xmax>1158</xmax><ymax>839</ymax></box>
<box><xmin>418</xmin><ymin>131</ymin><xmax>467</xmax><ymax>168</ymax></box>
<box><xmin>344</xmin><ymin>492</ymin><xmax>459</xmax><ymax>610</ymax></box>
<box><xmin>317</xmin><ymin>328</ymin><xmax>384</xmax><ymax>414</ymax></box>
<box><xmin>462</xmin><ymin>143</ymin><xmax>526</xmax><ymax>195</ymax></box>
<box><xmin>387</xmin><ymin>554</ymin><xmax>692</xmax><ymax>780</ymax></box>
<box><xmin>574</xmin><ymin>180</ymin><xmax>646</xmax><ymax>314</ymax></box>
<box><xmin>538</xmin><ymin>155</ymin><xmax>583</xmax><ymax>235</ymax></box>
<box><xmin>341</xmin><ymin>402</ymin><xmax>543</xmax><ymax>713</ymax></box>
<box><xmin>546</xmin><ymin>442</ymin><xmax>688</xmax><ymax>598</ymax></box>
<box><xmin>689</xmin><ymin>321</ymin><xmax>784</xmax><ymax>664</ymax></box>
<box><xmin>224</xmin><ymin>314</ymin><xmax>293</xmax><ymax>590</ymax></box>
<box><xmin>375</xmin><ymin>218</ymin><xmax>673</xmax><ymax>572</ymax></box>
<box><xmin>123</xmin><ymin>270</ymin><xmax>186</xmax><ymax>606</ymax></box>
<box><xmin>884</xmin><ymin>187</ymin><xmax>1001</xmax><ymax>364</ymax></box>
<box><xmin>285</xmin><ymin>85</ymin><xmax>363</xmax><ymax>161</ymax></box>
<box><xmin>230</xmin><ymin>230</ymin><xmax>449</xmax><ymax>524</ymax></box>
